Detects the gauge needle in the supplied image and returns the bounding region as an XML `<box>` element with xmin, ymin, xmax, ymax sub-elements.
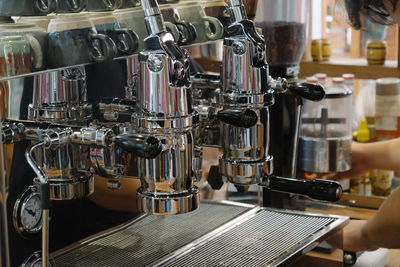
<box><xmin>26</xmin><ymin>209</ymin><xmax>36</xmax><ymax>216</ymax></box>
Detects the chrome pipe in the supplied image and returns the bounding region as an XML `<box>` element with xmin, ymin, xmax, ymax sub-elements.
<box><xmin>0</xmin><ymin>125</ymin><xmax>10</xmax><ymax>267</ymax></box>
<box><xmin>290</xmin><ymin>103</ymin><xmax>302</xmax><ymax>178</ymax></box>
<box><xmin>141</xmin><ymin>0</ymin><xmax>166</xmax><ymax>36</ymax></box>
<box><xmin>41</xmin><ymin>209</ymin><xmax>49</xmax><ymax>267</ymax></box>
<box><xmin>227</xmin><ymin>0</ymin><xmax>248</xmax><ymax>22</ymax></box>
<box><xmin>25</xmin><ymin>141</ymin><xmax>47</xmax><ymax>184</ymax></box>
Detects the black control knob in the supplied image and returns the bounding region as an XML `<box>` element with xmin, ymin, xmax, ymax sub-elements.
<box><xmin>289</xmin><ymin>82</ymin><xmax>325</xmax><ymax>102</ymax></box>
<box><xmin>114</xmin><ymin>134</ymin><xmax>162</xmax><ymax>159</ymax></box>
<box><xmin>216</xmin><ymin>108</ymin><xmax>258</xmax><ymax>128</ymax></box>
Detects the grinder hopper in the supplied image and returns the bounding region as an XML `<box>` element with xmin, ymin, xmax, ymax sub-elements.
<box><xmin>255</xmin><ymin>0</ymin><xmax>310</xmax><ymax>78</ymax></box>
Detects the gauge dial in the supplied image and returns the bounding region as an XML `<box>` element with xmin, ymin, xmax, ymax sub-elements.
<box><xmin>21</xmin><ymin>251</ymin><xmax>53</xmax><ymax>267</ymax></box>
<box><xmin>13</xmin><ymin>186</ymin><xmax>43</xmax><ymax>237</ymax></box>
<box><xmin>21</xmin><ymin>194</ymin><xmax>42</xmax><ymax>232</ymax></box>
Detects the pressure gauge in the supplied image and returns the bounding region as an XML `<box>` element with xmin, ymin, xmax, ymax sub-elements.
<box><xmin>21</xmin><ymin>251</ymin><xmax>54</xmax><ymax>267</ymax></box>
<box><xmin>13</xmin><ymin>186</ymin><xmax>42</xmax><ymax>238</ymax></box>
<box><xmin>21</xmin><ymin>251</ymin><xmax>41</xmax><ymax>267</ymax></box>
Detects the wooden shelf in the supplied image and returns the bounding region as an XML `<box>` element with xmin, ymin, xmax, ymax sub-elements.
<box><xmin>300</xmin><ymin>59</ymin><xmax>400</xmax><ymax>80</ymax></box>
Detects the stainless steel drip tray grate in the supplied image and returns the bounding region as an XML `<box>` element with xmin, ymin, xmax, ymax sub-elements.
<box><xmin>52</xmin><ymin>201</ymin><xmax>252</xmax><ymax>267</ymax></box>
<box><xmin>159</xmin><ymin>209</ymin><xmax>345</xmax><ymax>267</ymax></box>
<box><xmin>52</xmin><ymin>202</ymin><xmax>348</xmax><ymax>267</ymax></box>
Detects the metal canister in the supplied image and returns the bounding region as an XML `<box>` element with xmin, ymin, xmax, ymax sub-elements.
<box><xmin>322</xmin><ymin>38</ymin><xmax>331</xmax><ymax>61</ymax></box>
<box><xmin>311</xmin><ymin>39</ymin><xmax>323</xmax><ymax>62</ymax></box>
<box><xmin>367</xmin><ymin>40</ymin><xmax>387</xmax><ymax>65</ymax></box>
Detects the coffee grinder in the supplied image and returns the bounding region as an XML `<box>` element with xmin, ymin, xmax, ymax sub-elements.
<box><xmin>254</xmin><ymin>0</ymin><xmax>312</xmax><ymax>206</ymax></box>
<box><xmin>299</xmin><ymin>78</ymin><xmax>353</xmax><ymax>174</ymax></box>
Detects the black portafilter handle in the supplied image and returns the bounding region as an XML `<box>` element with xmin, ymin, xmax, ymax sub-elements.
<box><xmin>288</xmin><ymin>82</ymin><xmax>325</xmax><ymax>102</ymax></box>
<box><xmin>114</xmin><ymin>134</ymin><xmax>162</xmax><ymax>159</ymax></box>
<box><xmin>216</xmin><ymin>108</ymin><xmax>258</xmax><ymax>128</ymax></box>
<box><xmin>262</xmin><ymin>176</ymin><xmax>342</xmax><ymax>202</ymax></box>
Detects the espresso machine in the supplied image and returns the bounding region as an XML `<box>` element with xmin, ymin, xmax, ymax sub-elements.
<box><xmin>0</xmin><ymin>0</ymin><xmax>349</xmax><ymax>266</ymax></box>
<box><xmin>192</xmin><ymin>0</ymin><xmax>341</xmax><ymax>203</ymax></box>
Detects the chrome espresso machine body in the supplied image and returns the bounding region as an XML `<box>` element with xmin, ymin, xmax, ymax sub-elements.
<box><xmin>193</xmin><ymin>0</ymin><xmax>341</xmax><ymax>203</ymax></box>
<box><xmin>133</xmin><ymin>0</ymin><xmax>200</xmax><ymax>214</ymax></box>
<box><xmin>0</xmin><ymin>1</ymin><xmax>348</xmax><ymax>266</ymax></box>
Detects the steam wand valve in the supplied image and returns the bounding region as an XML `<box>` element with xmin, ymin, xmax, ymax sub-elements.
<box><xmin>288</xmin><ymin>82</ymin><xmax>325</xmax><ymax>102</ymax></box>
<box><xmin>215</xmin><ymin>108</ymin><xmax>258</xmax><ymax>128</ymax></box>
<box><xmin>260</xmin><ymin>175</ymin><xmax>342</xmax><ymax>202</ymax></box>
<box><xmin>113</xmin><ymin>134</ymin><xmax>162</xmax><ymax>159</ymax></box>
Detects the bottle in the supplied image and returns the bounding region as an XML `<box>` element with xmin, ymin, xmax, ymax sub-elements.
<box><xmin>357</xmin><ymin>119</ymin><xmax>372</xmax><ymax>196</ymax></box>
<box><xmin>328</xmin><ymin>78</ymin><xmax>351</xmax><ymax>192</ymax></box>
<box><xmin>314</xmin><ymin>73</ymin><xmax>327</xmax><ymax>86</ymax></box>
<box><xmin>360</xmin><ymin>177</ymin><xmax>372</xmax><ymax>196</ymax></box>
<box><xmin>372</xmin><ymin>78</ymin><xmax>398</xmax><ymax>196</ymax></box>
<box><xmin>370</xmin><ymin>169</ymin><xmax>393</xmax><ymax>196</ymax></box>
<box><xmin>342</xmin><ymin>73</ymin><xmax>355</xmax><ymax>92</ymax></box>
<box><xmin>375</xmin><ymin>78</ymin><xmax>400</xmax><ymax>139</ymax></box>
<box><xmin>351</xmin><ymin>120</ymin><xmax>371</xmax><ymax>195</ymax></box>
<box><xmin>306</xmin><ymin>76</ymin><xmax>318</xmax><ymax>84</ymax></box>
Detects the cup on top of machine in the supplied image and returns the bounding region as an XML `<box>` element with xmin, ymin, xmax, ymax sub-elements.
<box><xmin>113</xmin><ymin>8</ymin><xmax>148</xmax><ymax>51</ymax></box>
<box><xmin>89</xmin><ymin>12</ymin><xmax>139</xmax><ymax>56</ymax></box>
<box><xmin>158</xmin><ymin>0</ymin><xmax>180</xmax><ymax>4</ymax></box>
<box><xmin>0</xmin><ymin>36</ymin><xmax>37</xmax><ymax>77</ymax></box>
<box><xmin>46</xmin><ymin>13</ymin><xmax>118</xmax><ymax>68</ymax></box>
<box><xmin>56</xmin><ymin>0</ymin><xmax>87</xmax><ymax>13</ymax></box>
<box><xmin>14</xmin><ymin>15</ymin><xmax>56</xmax><ymax>30</ymax></box>
<box><xmin>0</xmin><ymin>0</ymin><xmax>57</xmax><ymax>16</ymax></box>
<box><xmin>86</xmin><ymin>0</ymin><xmax>123</xmax><ymax>12</ymax></box>
<box><xmin>175</xmin><ymin>3</ymin><xmax>224</xmax><ymax>43</ymax></box>
<box><xmin>0</xmin><ymin>23</ymin><xmax>46</xmax><ymax>72</ymax></box>
<box><xmin>160</xmin><ymin>7</ymin><xmax>196</xmax><ymax>45</ymax></box>
<box><xmin>120</xmin><ymin>0</ymin><xmax>139</xmax><ymax>8</ymax></box>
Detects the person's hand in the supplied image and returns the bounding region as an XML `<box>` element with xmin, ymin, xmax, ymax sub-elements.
<box><xmin>331</xmin><ymin>142</ymin><xmax>371</xmax><ymax>181</ymax></box>
<box><xmin>343</xmin><ymin>220</ymin><xmax>378</xmax><ymax>252</ymax></box>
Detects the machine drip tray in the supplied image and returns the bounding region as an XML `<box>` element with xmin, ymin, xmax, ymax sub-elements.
<box><xmin>51</xmin><ymin>201</ymin><xmax>348</xmax><ymax>267</ymax></box>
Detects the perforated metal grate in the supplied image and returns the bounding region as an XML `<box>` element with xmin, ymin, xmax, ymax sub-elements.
<box><xmin>162</xmin><ymin>209</ymin><xmax>335</xmax><ymax>267</ymax></box>
<box><xmin>53</xmin><ymin>202</ymin><xmax>251</xmax><ymax>267</ymax></box>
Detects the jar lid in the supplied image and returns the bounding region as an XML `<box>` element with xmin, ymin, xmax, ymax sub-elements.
<box><xmin>332</xmin><ymin>77</ymin><xmax>344</xmax><ymax>84</ymax></box>
<box><xmin>342</xmin><ymin>73</ymin><xmax>355</xmax><ymax>80</ymax></box>
<box><xmin>306</xmin><ymin>76</ymin><xmax>318</xmax><ymax>84</ymax></box>
<box><xmin>315</xmin><ymin>73</ymin><xmax>327</xmax><ymax>80</ymax></box>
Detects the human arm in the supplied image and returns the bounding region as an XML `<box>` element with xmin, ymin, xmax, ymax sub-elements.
<box><xmin>343</xmin><ymin>187</ymin><xmax>400</xmax><ymax>251</ymax></box>
<box><xmin>332</xmin><ymin>138</ymin><xmax>400</xmax><ymax>180</ymax></box>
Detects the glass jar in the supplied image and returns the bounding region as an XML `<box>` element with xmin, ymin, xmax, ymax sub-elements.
<box><xmin>299</xmin><ymin>78</ymin><xmax>353</xmax><ymax>173</ymax></box>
